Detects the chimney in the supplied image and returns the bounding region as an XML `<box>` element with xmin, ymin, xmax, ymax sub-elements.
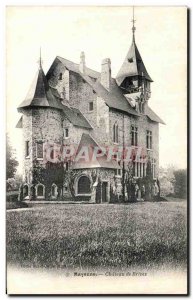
<box><xmin>101</xmin><ymin>58</ymin><xmax>111</xmax><ymax>90</ymax></box>
<box><xmin>79</xmin><ymin>51</ymin><xmax>86</xmax><ymax>73</ymax></box>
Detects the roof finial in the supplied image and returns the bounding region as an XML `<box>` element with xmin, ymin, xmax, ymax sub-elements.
<box><xmin>37</xmin><ymin>47</ymin><xmax>43</xmax><ymax>69</ymax></box>
<box><xmin>40</xmin><ymin>47</ymin><xmax>42</xmax><ymax>68</ymax></box>
<box><xmin>131</xmin><ymin>6</ymin><xmax>136</xmax><ymax>41</ymax></box>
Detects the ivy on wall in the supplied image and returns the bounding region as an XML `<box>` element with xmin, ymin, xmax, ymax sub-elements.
<box><xmin>32</xmin><ymin>160</ymin><xmax>65</xmax><ymax>199</ymax></box>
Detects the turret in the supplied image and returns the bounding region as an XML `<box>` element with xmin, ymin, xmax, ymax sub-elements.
<box><xmin>17</xmin><ymin>57</ymin><xmax>64</xmax><ymax>200</ymax></box>
<box><xmin>116</xmin><ymin>8</ymin><xmax>153</xmax><ymax>102</ymax></box>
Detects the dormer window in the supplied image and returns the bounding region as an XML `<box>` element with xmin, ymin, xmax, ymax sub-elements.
<box><xmin>89</xmin><ymin>102</ymin><xmax>94</xmax><ymax>111</ymax></box>
<box><xmin>128</xmin><ymin>58</ymin><xmax>133</xmax><ymax>63</ymax></box>
<box><xmin>59</xmin><ymin>73</ymin><xmax>63</xmax><ymax>80</ymax></box>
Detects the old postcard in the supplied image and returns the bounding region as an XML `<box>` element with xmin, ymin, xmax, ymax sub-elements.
<box><xmin>6</xmin><ymin>6</ymin><xmax>188</xmax><ymax>295</ymax></box>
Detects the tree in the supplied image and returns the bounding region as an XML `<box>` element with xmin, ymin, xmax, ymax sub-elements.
<box><xmin>6</xmin><ymin>134</ymin><xmax>18</xmax><ymax>179</ymax></box>
<box><xmin>143</xmin><ymin>159</ymin><xmax>154</xmax><ymax>200</ymax></box>
<box><xmin>125</xmin><ymin>162</ymin><xmax>135</xmax><ymax>202</ymax></box>
<box><xmin>159</xmin><ymin>165</ymin><xmax>175</xmax><ymax>196</ymax></box>
<box><xmin>173</xmin><ymin>169</ymin><xmax>187</xmax><ymax>199</ymax></box>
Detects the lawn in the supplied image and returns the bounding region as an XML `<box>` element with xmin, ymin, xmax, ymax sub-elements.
<box><xmin>6</xmin><ymin>202</ymin><xmax>187</xmax><ymax>271</ymax></box>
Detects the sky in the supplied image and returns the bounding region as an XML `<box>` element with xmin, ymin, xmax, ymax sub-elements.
<box><xmin>6</xmin><ymin>6</ymin><xmax>187</xmax><ymax>173</ymax></box>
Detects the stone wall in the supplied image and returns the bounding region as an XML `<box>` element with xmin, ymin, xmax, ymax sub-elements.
<box><xmin>47</xmin><ymin>60</ymin><xmax>69</xmax><ymax>104</ymax></box>
<box><xmin>21</xmin><ymin>109</ymin><xmax>33</xmax><ymax>183</ymax></box>
<box><xmin>63</xmin><ymin>118</ymin><xmax>92</xmax><ymax>146</ymax></box>
<box><xmin>47</xmin><ymin>63</ymin><xmax>111</xmax><ymax>145</ymax></box>
<box><xmin>21</xmin><ymin>107</ymin><xmax>65</xmax><ymax>198</ymax></box>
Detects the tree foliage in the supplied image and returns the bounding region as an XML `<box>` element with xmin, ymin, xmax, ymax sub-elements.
<box><xmin>173</xmin><ymin>169</ymin><xmax>187</xmax><ymax>199</ymax></box>
<box><xmin>6</xmin><ymin>134</ymin><xmax>18</xmax><ymax>179</ymax></box>
<box><xmin>159</xmin><ymin>165</ymin><xmax>175</xmax><ymax>196</ymax></box>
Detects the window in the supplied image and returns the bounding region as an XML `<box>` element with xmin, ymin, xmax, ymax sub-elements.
<box><xmin>146</xmin><ymin>130</ymin><xmax>152</xmax><ymax>149</ymax></box>
<box><xmin>131</xmin><ymin>126</ymin><xmax>138</xmax><ymax>146</ymax></box>
<box><xmin>25</xmin><ymin>141</ymin><xmax>29</xmax><ymax>157</ymax></box>
<box><xmin>50</xmin><ymin>149</ymin><xmax>54</xmax><ymax>160</ymax></box>
<box><xmin>128</xmin><ymin>58</ymin><xmax>133</xmax><ymax>63</ymax></box>
<box><xmin>146</xmin><ymin>81</ymin><xmax>151</xmax><ymax>92</ymax></box>
<box><xmin>113</xmin><ymin>122</ymin><xmax>119</xmax><ymax>143</ymax></box>
<box><xmin>89</xmin><ymin>102</ymin><xmax>94</xmax><ymax>111</ymax></box>
<box><xmin>23</xmin><ymin>185</ymin><xmax>29</xmax><ymax>198</ymax></box>
<box><xmin>133</xmin><ymin>161</ymin><xmax>146</xmax><ymax>178</ymax></box>
<box><xmin>64</xmin><ymin>128</ymin><xmax>69</xmax><ymax>138</ymax></box>
<box><xmin>65</xmin><ymin>161</ymin><xmax>69</xmax><ymax>171</ymax></box>
<box><xmin>36</xmin><ymin>184</ymin><xmax>45</xmax><ymax>198</ymax></box>
<box><xmin>51</xmin><ymin>185</ymin><xmax>55</xmax><ymax>196</ymax></box>
<box><xmin>77</xmin><ymin>176</ymin><xmax>91</xmax><ymax>195</ymax></box>
<box><xmin>115</xmin><ymin>169</ymin><xmax>122</xmax><ymax>177</ymax></box>
<box><xmin>143</xmin><ymin>163</ymin><xmax>146</xmax><ymax>177</ymax></box>
<box><xmin>36</xmin><ymin>142</ymin><xmax>43</xmax><ymax>159</ymax></box>
<box><xmin>59</xmin><ymin>73</ymin><xmax>63</xmax><ymax>80</ymax></box>
<box><xmin>51</xmin><ymin>184</ymin><xmax>58</xmax><ymax>198</ymax></box>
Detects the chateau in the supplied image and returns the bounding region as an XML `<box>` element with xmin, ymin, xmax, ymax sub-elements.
<box><xmin>16</xmin><ymin>19</ymin><xmax>164</xmax><ymax>203</ymax></box>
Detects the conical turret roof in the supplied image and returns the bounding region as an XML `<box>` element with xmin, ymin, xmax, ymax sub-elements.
<box><xmin>18</xmin><ymin>66</ymin><xmax>64</xmax><ymax>111</ymax></box>
<box><xmin>116</xmin><ymin>39</ymin><xmax>153</xmax><ymax>86</ymax></box>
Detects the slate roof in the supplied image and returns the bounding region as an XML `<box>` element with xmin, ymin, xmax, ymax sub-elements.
<box><xmin>72</xmin><ymin>133</ymin><xmax>120</xmax><ymax>170</ymax></box>
<box><xmin>62</xmin><ymin>105</ymin><xmax>92</xmax><ymax>129</ymax></box>
<box><xmin>116</xmin><ymin>39</ymin><xmax>153</xmax><ymax>86</ymax></box>
<box><xmin>49</xmin><ymin>85</ymin><xmax>62</xmax><ymax>99</ymax></box>
<box><xmin>47</xmin><ymin>53</ymin><xmax>164</xmax><ymax>124</ymax></box>
<box><xmin>18</xmin><ymin>67</ymin><xmax>65</xmax><ymax>111</ymax></box>
<box><xmin>17</xmin><ymin>66</ymin><xmax>93</xmax><ymax>129</ymax></box>
<box><xmin>47</xmin><ymin>56</ymin><xmax>100</xmax><ymax>81</ymax></box>
<box><xmin>78</xmin><ymin>72</ymin><xmax>139</xmax><ymax>117</ymax></box>
<box><xmin>146</xmin><ymin>106</ymin><xmax>165</xmax><ymax>125</ymax></box>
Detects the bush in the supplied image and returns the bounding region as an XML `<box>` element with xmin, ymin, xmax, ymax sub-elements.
<box><xmin>6</xmin><ymin>191</ymin><xmax>19</xmax><ymax>202</ymax></box>
<box><xmin>6</xmin><ymin>201</ymin><xmax>28</xmax><ymax>210</ymax></box>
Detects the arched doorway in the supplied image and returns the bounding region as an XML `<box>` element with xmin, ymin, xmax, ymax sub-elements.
<box><xmin>77</xmin><ymin>175</ymin><xmax>91</xmax><ymax>195</ymax></box>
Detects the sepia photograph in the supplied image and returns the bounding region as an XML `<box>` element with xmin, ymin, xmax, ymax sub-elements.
<box><xmin>6</xmin><ymin>6</ymin><xmax>187</xmax><ymax>294</ymax></box>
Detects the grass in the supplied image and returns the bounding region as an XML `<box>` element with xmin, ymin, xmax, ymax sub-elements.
<box><xmin>6</xmin><ymin>202</ymin><xmax>187</xmax><ymax>271</ymax></box>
